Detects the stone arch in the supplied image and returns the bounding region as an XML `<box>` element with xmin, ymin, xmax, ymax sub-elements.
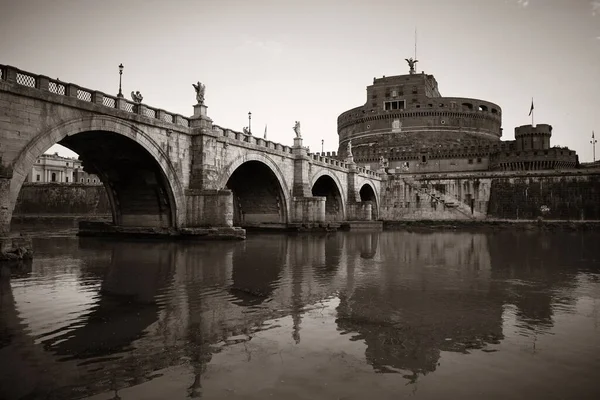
<box><xmin>9</xmin><ymin>115</ymin><xmax>185</xmax><ymax>228</ymax></box>
<box><xmin>218</xmin><ymin>152</ymin><xmax>291</xmax><ymax>224</ymax></box>
<box><xmin>310</xmin><ymin>169</ymin><xmax>347</xmax><ymax>220</ymax></box>
<box><xmin>357</xmin><ymin>179</ymin><xmax>379</xmax><ymax>207</ymax></box>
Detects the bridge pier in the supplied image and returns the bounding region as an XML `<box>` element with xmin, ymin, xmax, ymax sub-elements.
<box><xmin>0</xmin><ymin>173</ymin><xmax>33</xmax><ymax>262</ymax></box>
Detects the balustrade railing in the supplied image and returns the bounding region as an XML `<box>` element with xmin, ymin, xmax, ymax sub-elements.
<box><xmin>0</xmin><ymin>64</ymin><xmax>190</xmax><ymax>128</ymax></box>
<box><xmin>49</xmin><ymin>80</ymin><xmax>66</xmax><ymax>95</ymax></box>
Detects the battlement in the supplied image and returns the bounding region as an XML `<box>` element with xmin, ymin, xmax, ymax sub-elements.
<box><xmin>515</xmin><ymin>124</ymin><xmax>552</xmax><ymax>137</ymax></box>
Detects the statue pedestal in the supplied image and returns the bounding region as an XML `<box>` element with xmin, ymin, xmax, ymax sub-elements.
<box><xmin>293</xmin><ymin>137</ymin><xmax>303</xmax><ymax>148</ymax></box>
<box><xmin>190</xmin><ymin>103</ymin><xmax>213</xmax><ymax>130</ymax></box>
<box><xmin>193</xmin><ymin>103</ymin><xmax>208</xmax><ymax>119</ymax></box>
<box><xmin>346</xmin><ymin>155</ymin><xmax>354</xmax><ymax>164</ymax></box>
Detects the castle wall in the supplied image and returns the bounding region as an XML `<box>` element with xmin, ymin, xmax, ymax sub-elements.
<box><xmin>379</xmin><ymin>171</ymin><xmax>600</xmax><ymax>221</ymax></box>
<box><xmin>487</xmin><ymin>174</ymin><xmax>600</xmax><ymax>220</ymax></box>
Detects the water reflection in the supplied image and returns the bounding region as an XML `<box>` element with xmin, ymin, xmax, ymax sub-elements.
<box><xmin>0</xmin><ymin>230</ymin><xmax>599</xmax><ymax>399</ymax></box>
<box><xmin>337</xmin><ymin>232</ymin><xmax>502</xmax><ymax>380</ymax></box>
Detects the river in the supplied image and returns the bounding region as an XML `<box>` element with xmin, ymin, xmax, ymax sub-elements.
<box><xmin>1</xmin><ymin>228</ymin><xmax>599</xmax><ymax>399</ymax></box>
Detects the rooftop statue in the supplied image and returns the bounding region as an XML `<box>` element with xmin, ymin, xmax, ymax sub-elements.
<box><xmin>347</xmin><ymin>140</ymin><xmax>353</xmax><ymax>157</ymax></box>
<box><xmin>405</xmin><ymin>57</ymin><xmax>418</xmax><ymax>74</ymax></box>
<box><xmin>293</xmin><ymin>121</ymin><xmax>301</xmax><ymax>138</ymax></box>
<box><xmin>192</xmin><ymin>81</ymin><xmax>206</xmax><ymax>104</ymax></box>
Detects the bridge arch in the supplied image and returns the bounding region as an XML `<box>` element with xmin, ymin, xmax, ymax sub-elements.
<box><xmin>218</xmin><ymin>153</ymin><xmax>290</xmax><ymax>226</ymax></box>
<box><xmin>9</xmin><ymin>115</ymin><xmax>185</xmax><ymax>228</ymax></box>
<box><xmin>358</xmin><ymin>180</ymin><xmax>379</xmax><ymax>220</ymax></box>
<box><xmin>310</xmin><ymin>170</ymin><xmax>346</xmax><ymax>221</ymax></box>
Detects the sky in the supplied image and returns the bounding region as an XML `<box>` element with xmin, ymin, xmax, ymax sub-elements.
<box><xmin>1</xmin><ymin>0</ymin><xmax>599</xmax><ymax>161</ymax></box>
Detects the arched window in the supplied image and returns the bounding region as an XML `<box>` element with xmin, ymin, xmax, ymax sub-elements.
<box><xmin>51</xmin><ymin>172</ymin><xmax>56</xmax><ymax>182</ymax></box>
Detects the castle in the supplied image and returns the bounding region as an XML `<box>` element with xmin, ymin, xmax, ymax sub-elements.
<box><xmin>335</xmin><ymin>59</ymin><xmax>579</xmax><ymax>174</ymax></box>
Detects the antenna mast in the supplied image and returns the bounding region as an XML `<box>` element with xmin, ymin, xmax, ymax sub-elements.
<box><xmin>414</xmin><ymin>27</ymin><xmax>417</xmax><ymax>62</ymax></box>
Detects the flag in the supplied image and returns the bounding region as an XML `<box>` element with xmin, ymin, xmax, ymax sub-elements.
<box><xmin>264</xmin><ymin>124</ymin><xmax>267</xmax><ymax>139</ymax></box>
<box><xmin>528</xmin><ymin>98</ymin><xmax>534</xmax><ymax>116</ymax></box>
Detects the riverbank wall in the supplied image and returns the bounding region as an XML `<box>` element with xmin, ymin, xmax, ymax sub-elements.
<box><xmin>379</xmin><ymin>169</ymin><xmax>600</xmax><ymax>221</ymax></box>
<box><xmin>13</xmin><ymin>183</ymin><xmax>111</xmax><ymax>216</ymax></box>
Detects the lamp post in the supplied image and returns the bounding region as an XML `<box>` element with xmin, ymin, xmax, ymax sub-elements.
<box><xmin>117</xmin><ymin>63</ymin><xmax>124</xmax><ymax>98</ymax></box>
<box><xmin>321</xmin><ymin>139</ymin><xmax>324</xmax><ymax>154</ymax></box>
<box><xmin>591</xmin><ymin>131</ymin><xmax>597</xmax><ymax>162</ymax></box>
<box><xmin>248</xmin><ymin>112</ymin><xmax>252</xmax><ymax>134</ymax></box>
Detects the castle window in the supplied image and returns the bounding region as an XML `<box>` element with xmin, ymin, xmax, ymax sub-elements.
<box><xmin>462</xmin><ymin>103</ymin><xmax>473</xmax><ymax>110</ymax></box>
<box><xmin>384</xmin><ymin>100</ymin><xmax>405</xmax><ymax>111</ymax></box>
<box><xmin>65</xmin><ymin>177</ymin><xmax>69</xmax><ymax>183</ymax></box>
<box><xmin>421</xmin><ymin>155</ymin><xmax>427</xmax><ymax>163</ymax></box>
<box><xmin>36</xmin><ymin>174</ymin><xmax>40</xmax><ymax>182</ymax></box>
<box><xmin>412</xmin><ymin>87</ymin><xmax>418</xmax><ymax>94</ymax></box>
<box><xmin>478</xmin><ymin>105</ymin><xmax>488</xmax><ymax>111</ymax></box>
<box><xmin>392</xmin><ymin>90</ymin><xmax>397</xmax><ymax>97</ymax></box>
<box><xmin>477</xmin><ymin>157</ymin><xmax>482</xmax><ymax>163</ymax></box>
<box><xmin>468</xmin><ymin>159</ymin><xmax>474</xmax><ymax>164</ymax></box>
<box><xmin>51</xmin><ymin>173</ymin><xmax>56</xmax><ymax>182</ymax></box>
<box><xmin>491</xmin><ymin>108</ymin><xmax>498</xmax><ymax>114</ymax></box>
<box><xmin>66</xmin><ymin>162</ymin><xmax>69</xmax><ymax>166</ymax></box>
<box><xmin>81</xmin><ymin>178</ymin><xmax>84</xmax><ymax>182</ymax></box>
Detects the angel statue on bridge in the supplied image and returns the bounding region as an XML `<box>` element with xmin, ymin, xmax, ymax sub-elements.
<box><xmin>293</xmin><ymin>121</ymin><xmax>301</xmax><ymax>138</ymax></box>
<box><xmin>192</xmin><ymin>81</ymin><xmax>206</xmax><ymax>104</ymax></box>
<box><xmin>130</xmin><ymin>90</ymin><xmax>143</xmax><ymax>104</ymax></box>
<box><xmin>347</xmin><ymin>140</ymin><xmax>353</xmax><ymax>157</ymax></box>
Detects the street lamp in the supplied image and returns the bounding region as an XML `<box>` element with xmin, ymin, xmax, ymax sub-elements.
<box><xmin>591</xmin><ymin>131</ymin><xmax>597</xmax><ymax>162</ymax></box>
<box><xmin>248</xmin><ymin>112</ymin><xmax>252</xmax><ymax>134</ymax></box>
<box><xmin>117</xmin><ymin>63</ymin><xmax>124</xmax><ymax>98</ymax></box>
<box><xmin>321</xmin><ymin>139</ymin><xmax>324</xmax><ymax>154</ymax></box>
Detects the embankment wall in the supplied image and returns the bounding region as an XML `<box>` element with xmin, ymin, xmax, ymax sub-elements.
<box><xmin>380</xmin><ymin>170</ymin><xmax>600</xmax><ymax>221</ymax></box>
<box><xmin>13</xmin><ymin>183</ymin><xmax>110</xmax><ymax>215</ymax></box>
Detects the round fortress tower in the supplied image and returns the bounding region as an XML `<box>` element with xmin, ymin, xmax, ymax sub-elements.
<box><xmin>337</xmin><ymin>70</ymin><xmax>502</xmax><ymax>162</ymax></box>
<box><xmin>514</xmin><ymin>124</ymin><xmax>551</xmax><ymax>151</ymax></box>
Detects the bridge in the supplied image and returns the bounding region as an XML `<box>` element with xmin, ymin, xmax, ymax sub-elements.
<box><xmin>0</xmin><ymin>64</ymin><xmax>381</xmax><ymax>243</ymax></box>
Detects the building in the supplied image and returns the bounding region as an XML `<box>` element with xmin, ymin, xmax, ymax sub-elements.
<box><xmin>336</xmin><ymin>62</ymin><xmax>579</xmax><ymax>173</ymax></box>
<box><xmin>26</xmin><ymin>152</ymin><xmax>101</xmax><ymax>184</ymax></box>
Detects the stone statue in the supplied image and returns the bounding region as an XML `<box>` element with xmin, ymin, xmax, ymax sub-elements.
<box><xmin>192</xmin><ymin>81</ymin><xmax>206</xmax><ymax>104</ymax></box>
<box><xmin>347</xmin><ymin>140</ymin><xmax>353</xmax><ymax>157</ymax></box>
<box><xmin>130</xmin><ymin>90</ymin><xmax>143</xmax><ymax>103</ymax></box>
<box><xmin>405</xmin><ymin>57</ymin><xmax>418</xmax><ymax>74</ymax></box>
<box><xmin>293</xmin><ymin>121</ymin><xmax>301</xmax><ymax>138</ymax></box>
<box><xmin>379</xmin><ymin>155</ymin><xmax>386</xmax><ymax>169</ymax></box>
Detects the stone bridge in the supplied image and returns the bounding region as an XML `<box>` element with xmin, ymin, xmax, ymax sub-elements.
<box><xmin>0</xmin><ymin>64</ymin><xmax>381</xmax><ymax>241</ymax></box>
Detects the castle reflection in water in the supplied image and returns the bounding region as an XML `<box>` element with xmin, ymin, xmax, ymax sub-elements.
<box><xmin>0</xmin><ymin>230</ymin><xmax>596</xmax><ymax>399</ymax></box>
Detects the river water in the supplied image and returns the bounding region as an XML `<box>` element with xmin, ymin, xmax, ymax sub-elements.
<box><xmin>1</xmin><ymin>228</ymin><xmax>599</xmax><ymax>399</ymax></box>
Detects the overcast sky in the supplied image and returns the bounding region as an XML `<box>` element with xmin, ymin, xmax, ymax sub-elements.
<box><xmin>2</xmin><ymin>0</ymin><xmax>599</xmax><ymax>160</ymax></box>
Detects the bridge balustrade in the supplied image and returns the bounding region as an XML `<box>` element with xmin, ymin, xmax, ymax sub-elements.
<box><xmin>0</xmin><ymin>64</ymin><xmax>191</xmax><ymax>129</ymax></box>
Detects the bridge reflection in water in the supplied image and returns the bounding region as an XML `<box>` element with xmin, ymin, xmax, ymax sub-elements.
<box><xmin>0</xmin><ymin>231</ymin><xmax>599</xmax><ymax>399</ymax></box>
